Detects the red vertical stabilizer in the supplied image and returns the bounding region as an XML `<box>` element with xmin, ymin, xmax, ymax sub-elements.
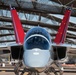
<box><xmin>10</xmin><ymin>8</ymin><xmax>25</xmax><ymax>44</ymax></box>
<box><xmin>54</xmin><ymin>7</ymin><xmax>72</xmax><ymax>44</ymax></box>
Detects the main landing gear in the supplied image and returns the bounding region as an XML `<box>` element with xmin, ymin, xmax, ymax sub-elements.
<box><xmin>14</xmin><ymin>62</ymin><xmax>63</xmax><ymax>75</ymax></box>
<box><xmin>14</xmin><ymin>67</ymin><xmax>63</xmax><ymax>75</ymax></box>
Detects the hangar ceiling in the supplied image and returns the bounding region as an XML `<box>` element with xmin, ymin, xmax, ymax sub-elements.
<box><xmin>0</xmin><ymin>0</ymin><xmax>76</xmax><ymax>45</ymax></box>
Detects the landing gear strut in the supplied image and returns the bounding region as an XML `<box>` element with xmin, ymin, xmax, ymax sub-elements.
<box><xmin>14</xmin><ymin>62</ymin><xmax>63</xmax><ymax>75</ymax></box>
<box><xmin>44</xmin><ymin>67</ymin><xmax>58</xmax><ymax>75</ymax></box>
<box><xmin>54</xmin><ymin>61</ymin><xmax>64</xmax><ymax>75</ymax></box>
<box><xmin>14</xmin><ymin>61</ymin><xmax>22</xmax><ymax>75</ymax></box>
<box><xmin>14</xmin><ymin>67</ymin><xmax>63</xmax><ymax>75</ymax></box>
<box><xmin>14</xmin><ymin>66</ymin><xmax>63</xmax><ymax>75</ymax></box>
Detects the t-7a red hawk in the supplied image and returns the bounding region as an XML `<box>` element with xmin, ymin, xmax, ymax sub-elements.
<box><xmin>9</xmin><ymin>6</ymin><xmax>72</xmax><ymax>75</ymax></box>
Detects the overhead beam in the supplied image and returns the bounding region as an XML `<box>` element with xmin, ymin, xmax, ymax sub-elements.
<box><xmin>51</xmin><ymin>0</ymin><xmax>76</xmax><ymax>7</ymax></box>
<box><xmin>0</xmin><ymin>40</ymin><xmax>15</xmax><ymax>43</ymax></box>
<box><xmin>40</xmin><ymin>14</ymin><xmax>76</xmax><ymax>27</ymax></box>
<box><xmin>0</xmin><ymin>16</ymin><xmax>76</xmax><ymax>32</ymax></box>
<box><xmin>0</xmin><ymin>1</ymin><xmax>76</xmax><ymax>16</ymax></box>
<box><xmin>0</xmin><ymin>6</ymin><xmax>75</xmax><ymax>27</ymax></box>
<box><xmin>0</xmin><ymin>33</ymin><xmax>14</xmax><ymax>37</ymax></box>
<box><xmin>0</xmin><ymin>31</ymin><xmax>76</xmax><ymax>40</ymax></box>
<box><xmin>48</xmin><ymin>15</ymin><xmax>76</xmax><ymax>27</ymax></box>
<box><xmin>15</xmin><ymin>0</ymin><xmax>21</xmax><ymax>8</ymax></box>
<box><xmin>0</xmin><ymin>24</ymin><xmax>76</xmax><ymax>39</ymax></box>
<box><xmin>0</xmin><ymin>26</ymin><xmax>13</xmax><ymax>30</ymax></box>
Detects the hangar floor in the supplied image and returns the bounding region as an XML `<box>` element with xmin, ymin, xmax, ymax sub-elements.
<box><xmin>0</xmin><ymin>71</ymin><xmax>76</xmax><ymax>75</ymax></box>
<box><xmin>0</xmin><ymin>64</ymin><xmax>76</xmax><ymax>75</ymax></box>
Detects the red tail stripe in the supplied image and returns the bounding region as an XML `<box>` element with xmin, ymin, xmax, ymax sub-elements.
<box><xmin>54</xmin><ymin>9</ymin><xmax>71</xmax><ymax>44</ymax></box>
<box><xmin>11</xmin><ymin>8</ymin><xmax>25</xmax><ymax>44</ymax></box>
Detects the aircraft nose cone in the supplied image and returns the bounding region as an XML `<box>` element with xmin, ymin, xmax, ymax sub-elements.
<box><xmin>23</xmin><ymin>49</ymin><xmax>51</xmax><ymax>68</ymax></box>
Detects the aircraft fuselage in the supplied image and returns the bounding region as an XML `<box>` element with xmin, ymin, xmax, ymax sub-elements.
<box><xmin>23</xmin><ymin>27</ymin><xmax>53</xmax><ymax>68</ymax></box>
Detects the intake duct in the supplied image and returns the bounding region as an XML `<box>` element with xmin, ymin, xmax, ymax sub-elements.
<box><xmin>53</xmin><ymin>46</ymin><xmax>67</xmax><ymax>60</ymax></box>
<box><xmin>10</xmin><ymin>45</ymin><xmax>24</xmax><ymax>60</ymax></box>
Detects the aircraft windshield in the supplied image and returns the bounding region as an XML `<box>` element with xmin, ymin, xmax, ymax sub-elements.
<box><xmin>24</xmin><ymin>36</ymin><xmax>50</xmax><ymax>50</ymax></box>
<box><xmin>25</xmin><ymin>27</ymin><xmax>51</xmax><ymax>42</ymax></box>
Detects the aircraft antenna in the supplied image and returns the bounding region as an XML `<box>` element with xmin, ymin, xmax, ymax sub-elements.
<box><xmin>38</xmin><ymin>13</ymin><xmax>41</xmax><ymax>26</ymax></box>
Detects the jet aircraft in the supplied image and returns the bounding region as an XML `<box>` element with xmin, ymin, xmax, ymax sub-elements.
<box><xmin>9</xmin><ymin>6</ymin><xmax>72</xmax><ymax>75</ymax></box>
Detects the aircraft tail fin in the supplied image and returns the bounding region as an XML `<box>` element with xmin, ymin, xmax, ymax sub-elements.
<box><xmin>10</xmin><ymin>7</ymin><xmax>25</xmax><ymax>44</ymax></box>
<box><xmin>54</xmin><ymin>6</ymin><xmax>72</xmax><ymax>44</ymax></box>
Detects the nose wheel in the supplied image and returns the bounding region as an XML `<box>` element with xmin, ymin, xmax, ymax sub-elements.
<box><xmin>20</xmin><ymin>68</ymin><xmax>39</xmax><ymax>75</ymax></box>
<box><xmin>27</xmin><ymin>72</ymin><xmax>39</xmax><ymax>75</ymax></box>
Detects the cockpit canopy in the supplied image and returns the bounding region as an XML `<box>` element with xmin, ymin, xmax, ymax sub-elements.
<box><xmin>24</xmin><ymin>35</ymin><xmax>50</xmax><ymax>50</ymax></box>
<box><xmin>24</xmin><ymin>27</ymin><xmax>51</xmax><ymax>50</ymax></box>
<box><xmin>25</xmin><ymin>27</ymin><xmax>51</xmax><ymax>41</ymax></box>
